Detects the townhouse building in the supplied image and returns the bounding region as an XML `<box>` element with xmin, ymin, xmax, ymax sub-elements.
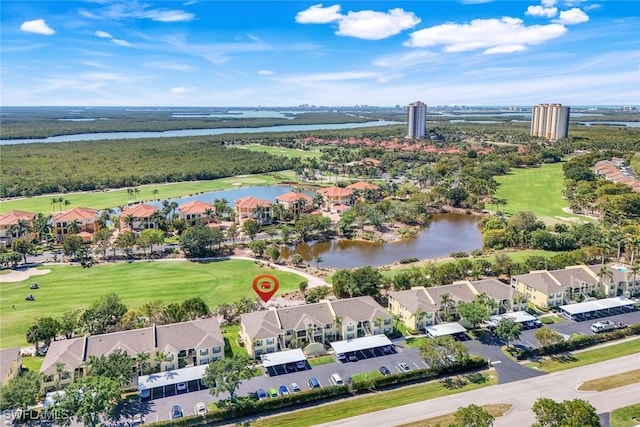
<box><xmin>234</xmin><ymin>196</ymin><xmax>272</xmax><ymax>225</ymax></box>
<box><xmin>178</xmin><ymin>201</ymin><xmax>216</xmax><ymax>226</ymax></box>
<box><xmin>0</xmin><ymin>347</ymin><xmax>22</xmax><ymax>385</ymax></box>
<box><xmin>51</xmin><ymin>207</ymin><xmax>100</xmax><ymax>243</ymax></box>
<box><xmin>119</xmin><ymin>204</ymin><xmax>160</xmax><ymax>231</ymax></box>
<box><xmin>275</xmin><ymin>192</ymin><xmax>315</xmax><ymax>218</ymax></box>
<box><xmin>239</xmin><ymin>296</ymin><xmax>392</xmax><ymax>358</ymax></box>
<box><xmin>318</xmin><ymin>186</ymin><xmax>354</xmax><ymax>212</ymax></box>
<box><xmin>0</xmin><ymin>210</ymin><xmax>36</xmax><ymax>246</ymax></box>
<box><xmin>40</xmin><ymin>318</ymin><xmax>223</xmax><ymax>392</ymax></box>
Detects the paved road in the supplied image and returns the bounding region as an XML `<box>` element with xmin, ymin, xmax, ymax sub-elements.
<box><xmin>314</xmin><ymin>353</ymin><xmax>640</xmax><ymax>427</ymax></box>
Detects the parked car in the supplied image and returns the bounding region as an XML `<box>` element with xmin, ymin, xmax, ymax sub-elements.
<box><xmin>296</xmin><ymin>361</ymin><xmax>307</xmax><ymax>370</ymax></box>
<box><xmin>170</xmin><ymin>405</ymin><xmax>183</xmax><ymax>420</ymax></box>
<box><xmin>268</xmin><ymin>388</ymin><xmax>278</xmax><ymax>398</ymax></box>
<box><xmin>278</xmin><ymin>385</ymin><xmax>289</xmax><ymax>396</ymax></box>
<box><xmin>331</xmin><ymin>374</ymin><xmax>344</xmax><ymax>385</ymax></box>
<box><xmin>195</xmin><ymin>402</ymin><xmax>207</xmax><ymax>416</ymax></box>
<box><xmin>398</xmin><ymin>362</ymin><xmax>411</xmax><ymax>372</ymax></box>
<box><xmin>382</xmin><ymin>345</ymin><xmax>392</xmax><ymax>354</ymax></box>
<box><xmin>176</xmin><ymin>382</ymin><xmax>187</xmax><ymax>392</ymax></box>
<box><xmin>337</xmin><ymin>353</ymin><xmax>347</xmax><ymax>362</ymax></box>
<box><xmin>379</xmin><ymin>366</ymin><xmax>391</xmax><ymax>376</ymax></box>
<box><xmin>256</xmin><ymin>388</ymin><xmax>267</xmax><ymax>400</ymax></box>
<box><xmin>348</xmin><ymin>354</ymin><xmax>358</xmax><ymax>362</ymax></box>
<box><xmin>291</xmin><ymin>382</ymin><xmax>301</xmax><ymax>393</ymax></box>
<box><xmin>308</xmin><ymin>377</ymin><xmax>321</xmax><ymax>389</ymax></box>
<box><xmin>131</xmin><ymin>414</ymin><xmax>144</xmax><ymax>425</ymax></box>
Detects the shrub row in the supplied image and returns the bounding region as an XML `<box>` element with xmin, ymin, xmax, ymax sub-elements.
<box><xmin>149</xmin><ymin>357</ymin><xmax>487</xmax><ymax>426</ymax></box>
<box><xmin>517</xmin><ymin>322</ymin><xmax>640</xmax><ymax>360</ymax></box>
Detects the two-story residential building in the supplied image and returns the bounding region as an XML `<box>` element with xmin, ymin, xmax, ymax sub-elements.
<box><xmin>119</xmin><ymin>204</ymin><xmax>159</xmax><ymax>231</ymax></box>
<box><xmin>52</xmin><ymin>207</ymin><xmax>100</xmax><ymax>243</ymax></box>
<box><xmin>234</xmin><ymin>196</ymin><xmax>272</xmax><ymax>225</ymax></box>
<box><xmin>511</xmin><ymin>270</ymin><xmax>565</xmax><ymax>309</ymax></box>
<box><xmin>239</xmin><ymin>296</ymin><xmax>391</xmax><ymax>358</ymax></box>
<box><xmin>389</xmin><ymin>279</ymin><xmax>526</xmax><ymax>332</ymax></box>
<box><xmin>588</xmin><ymin>264</ymin><xmax>639</xmax><ymax>297</ymax></box>
<box><xmin>40</xmin><ymin>318</ymin><xmax>223</xmax><ymax>392</ymax></box>
<box><xmin>345</xmin><ymin>181</ymin><xmax>380</xmax><ymax>201</ymax></box>
<box><xmin>318</xmin><ymin>186</ymin><xmax>354</xmax><ymax>211</ymax></box>
<box><xmin>178</xmin><ymin>201</ymin><xmax>216</xmax><ymax>226</ymax></box>
<box><xmin>0</xmin><ymin>210</ymin><xmax>36</xmax><ymax>246</ymax></box>
<box><xmin>275</xmin><ymin>192</ymin><xmax>314</xmax><ymax>218</ymax></box>
<box><xmin>387</xmin><ymin>287</ymin><xmax>438</xmax><ymax>332</ymax></box>
<box><xmin>0</xmin><ymin>347</ymin><xmax>22</xmax><ymax>385</ymax></box>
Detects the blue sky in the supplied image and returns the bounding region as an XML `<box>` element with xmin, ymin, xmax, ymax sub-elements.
<box><xmin>1</xmin><ymin>1</ymin><xmax>638</xmax><ymax>106</ymax></box>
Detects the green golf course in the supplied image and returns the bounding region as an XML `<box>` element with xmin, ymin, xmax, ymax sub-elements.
<box><xmin>491</xmin><ymin>162</ymin><xmax>588</xmax><ymax>224</ymax></box>
<box><xmin>0</xmin><ymin>170</ymin><xmax>296</xmax><ymax>214</ymax></box>
<box><xmin>0</xmin><ymin>259</ymin><xmax>306</xmax><ymax>348</ymax></box>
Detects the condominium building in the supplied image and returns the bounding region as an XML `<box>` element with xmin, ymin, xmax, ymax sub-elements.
<box><xmin>530</xmin><ymin>103</ymin><xmax>570</xmax><ymax>141</ymax></box>
<box><xmin>407</xmin><ymin>101</ymin><xmax>427</xmax><ymax>139</ymax></box>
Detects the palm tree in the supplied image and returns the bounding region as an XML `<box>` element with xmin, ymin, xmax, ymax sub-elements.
<box><xmin>313</xmin><ymin>255</ymin><xmax>323</xmax><ymax>270</ymax></box>
<box><xmin>51</xmin><ymin>198</ymin><xmax>58</xmax><ymax>213</ymax></box>
<box><xmin>312</xmin><ymin>193</ymin><xmax>325</xmax><ymax>210</ymax></box>
<box><xmin>251</xmin><ymin>205</ymin><xmax>265</xmax><ymax>223</ymax></box>
<box><xmin>66</xmin><ymin>220</ymin><xmax>82</xmax><ymax>235</ymax></box>
<box><xmin>127</xmin><ymin>188</ymin><xmax>134</xmax><ymax>202</ymax></box>
<box><xmin>627</xmin><ymin>235</ymin><xmax>640</xmax><ymax>266</ymax></box>
<box><xmin>33</xmin><ymin>213</ymin><xmax>51</xmax><ymax>243</ymax></box>
<box><xmin>152</xmin><ymin>189</ymin><xmax>159</xmax><ymax>200</ymax></box>
<box><xmin>440</xmin><ymin>293</ymin><xmax>455</xmax><ymax>322</ymax></box>
<box><xmin>133</xmin><ymin>188</ymin><xmax>140</xmax><ymax>201</ymax></box>
<box><xmin>204</xmin><ymin>208</ymin><xmax>214</xmax><ymax>225</ymax></box>
<box><xmin>414</xmin><ymin>308</ymin><xmax>427</xmax><ymax>329</ymax></box>
<box><xmin>124</xmin><ymin>214</ymin><xmax>135</xmax><ymax>230</ymax></box>
<box><xmin>64</xmin><ymin>199</ymin><xmax>71</xmax><ymax>210</ymax></box>
<box><xmin>630</xmin><ymin>263</ymin><xmax>640</xmax><ymax>291</ymax></box>
<box><xmin>56</xmin><ymin>196</ymin><xmax>65</xmax><ymax>212</ymax></box>
<box><xmin>597</xmin><ymin>266</ymin><xmax>613</xmax><ymax>288</ymax></box>
<box><xmin>136</xmin><ymin>352</ymin><xmax>151</xmax><ymax>376</ymax></box>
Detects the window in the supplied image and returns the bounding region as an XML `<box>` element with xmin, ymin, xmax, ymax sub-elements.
<box><xmin>212</xmin><ymin>346</ymin><xmax>221</xmax><ymax>353</ymax></box>
<box><xmin>200</xmin><ymin>349</ymin><xmax>208</xmax><ymax>355</ymax></box>
<box><xmin>286</xmin><ymin>329</ymin><xmax>293</xmax><ymax>336</ymax></box>
<box><xmin>325</xmin><ymin>323</ymin><xmax>331</xmax><ymax>329</ymax></box>
<box><xmin>267</xmin><ymin>348</ymin><xmax>274</xmax><ymax>353</ymax></box>
<box><xmin>346</xmin><ymin>325</ymin><xmax>354</xmax><ymax>331</ymax></box>
<box><xmin>166</xmin><ymin>364</ymin><xmax>174</xmax><ymax>370</ymax></box>
<box><xmin>213</xmin><ymin>355</ymin><xmax>221</xmax><ymax>361</ymax></box>
<box><xmin>347</xmin><ymin>334</ymin><xmax>354</xmax><ymax>340</ymax></box>
<box><xmin>166</xmin><ymin>354</ymin><xmax>174</xmax><ymax>361</ymax></box>
<box><xmin>255</xmin><ymin>340</ymin><xmax>262</xmax><ymax>347</ymax></box>
<box><xmin>266</xmin><ymin>338</ymin><xmax>274</xmax><ymax>345</ymax></box>
<box><xmin>384</xmin><ymin>319</ymin><xmax>391</xmax><ymax>325</ymax></box>
<box><xmin>200</xmin><ymin>358</ymin><xmax>209</xmax><ymax>364</ymax></box>
<box><xmin>255</xmin><ymin>350</ymin><xmax>263</xmax><ymax>356</ymax></box>
<box><xmin>44</xmin><ymin>375</ymin><xmax>54</xmax><ymax>383</ymax></box>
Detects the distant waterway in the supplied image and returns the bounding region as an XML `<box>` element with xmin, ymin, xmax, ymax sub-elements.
<box><xmin>0</xmin><ymin>120</ymin><xmax>402</xmax><ymax>145</ymax></box>
<box><xmin>577</xmin><ymin>122</ymin><xmax>640</xmax><ymax>127</ymax></box>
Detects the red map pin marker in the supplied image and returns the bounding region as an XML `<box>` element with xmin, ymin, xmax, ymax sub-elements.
<box><xmin>252</xmin><ymin>274</ymin><xmax>280</xmax><ymax>303</ymax></box>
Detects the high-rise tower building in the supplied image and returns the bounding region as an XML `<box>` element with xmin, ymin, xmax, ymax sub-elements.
<box><xmin>530</xmin><ymin>103</ymin><xmax>570</xmax><ymax>141</ymax></box>
<box><xmin>407</xmin><ymin>101</ymin><xmax>427</xmax><ymax>139</ymax></box>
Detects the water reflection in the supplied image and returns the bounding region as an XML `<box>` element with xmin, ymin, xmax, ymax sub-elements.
<box><xmin>281</xmin><ymin>213</ymin><xmax>482</xmax><ymax>269</ymax></box>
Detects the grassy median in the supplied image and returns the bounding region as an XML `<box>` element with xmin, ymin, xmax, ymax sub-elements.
<box><xmin>578</xmin><ymin>368</ymin><xmax>640</xmax><ymax>391</ymax></box>
<box><xmin>398</xmin><ymin>403</ymin><xmax>512</xmax><ymax>427</ymax></box>
<box><xmin>610</xmin><ymin>403</ymin><xmax>640</xmax><ymax>427</ymax></box>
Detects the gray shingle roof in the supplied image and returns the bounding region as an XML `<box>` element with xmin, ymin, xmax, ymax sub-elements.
<box><xmin>471</xmin><ymin>278</ymin><xmax>522</xmax><ymax>300</ymax></box>
<box><xmin>549</xmin><ymin>266</ymin><xmax>598</xmax><ymax>288</ymax></box>
<box><xmin>425</xmin><ymin>282</ymin><xmax>477</xmax><ymax>305</ymax></box>
<box><xmin>240</xmin><ymin>310</ymin><xmax>283</xmax><ymax>340</ymax></box>
<box><xmin>388</xmin><ymin>288</ymin><xmax>438</xmax><ymax>313</ymax></box>
<box><xmin>330</xmin><ymin>296</ymin><xmax>391</xmax><ymax>324</ymax></box>
<box><xmin>156</xmin><ymin>318</ymin><xmax>223</xmax><ymax>352</ymax></box>
<box><xmin>86</xmin><ymin>327</ymin><xmax>155</xmax><ymax>359</ymax></box>
<box><xmin>512</xmin><ymin>271</ymin><xmax>562</xmax><ymax>294</ymax></box>
<box><xmin>0</xmin><ymin>347</ymin><xmax>21</xmax><ymax>383</ymax></box>
<box><xmin>277</xmin><ymin>302</ymin><xmax>334</xmax><ymax>331</ymax></box>
<box><xmin>41</xmin><ymin>337</ymin><xmax>86</xmax><ymax>375</ymax></box>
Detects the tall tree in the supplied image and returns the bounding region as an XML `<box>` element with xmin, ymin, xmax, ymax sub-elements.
<box><xmin>11</xmin><ymin>238</ymin><xmax>34</xmax><ymax>264</ymax></box>
<box><xmin>182</xmin><ymin>297</ymin><xmax>210</xmax><ymax>320</ymax></box>
<box><xmin>242</xmin><ymin>219</ymin><xmax>260</xmax><ymax>240</ymax></box>
<box><xmin>80</xmin><ymin>293</ymin><xmax>127</xmax><ymax>335</ymax></box>
<box><xmin>202</xmin><ymin>356</ymin><xmax>254</xmax><ymax>402</ymax></box>
<box><xmin>115</xmin><ymin>231</ymin><xmax>137</xmax><ymax>258</ymax></box>
<box><xmin>534</xmin><ymin>326</ymin><xmax>563</xmax><ymax>347</ymax></box>
<box><xmin>63</xmin><ymin>234</ymin><xmax>84</xmax><ymax>260</ymax></box>
<box><xmin>57</xmin><ymin>375</ymin><xmax>121</xmax><ymax>427</ymax></box>
<box><xmin>494</xmin><ymin>317</ymin><xmax>522</xmax><ymax>348</ymax></box>
<box><xmin>450</xmin><ymin>404</ymin><xmax>495</xmax><ymax>427</ymax></box>
<box><xmin>0</xmin><ymin>371</ymin><xmax>41</xmax><ymax>412</ymax></box>
<box><xmin>87</xmin><ymin>349</ymin><xmax>133</xmax><ymax>387</ymax></box>
<box><xmin>532</xmin><ymin>397</ymin><xmax>600</xmax><ymax>427</ymax></box>
<box><xmin>179</xmin><ymin>225</ymin><xmax>215</xmax><ymax>257</ymax></box>
<box><xmin>456</xmin><ymin>301</ymin><xmax>490</xmax><ymax>329</ymax></box>
<box><xmin>419</xmin><ymin>335</ymin><xmax>470</xmax><ymax>373</ymax></box>
<box><xmin>93</xmin><ymin>229</ymin><xmax>113</xmax><ymax>260</ymax></box>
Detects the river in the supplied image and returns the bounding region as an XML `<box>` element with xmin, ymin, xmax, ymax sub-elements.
<box><xmin>0</xmin><ymin>120</ymin><xmax>402</xmax><ymax>145</ymax></box>
<box><xmin>281</xmin><ymin>213</ymin><xmax>482</xmax><ymax>269</ymax></box>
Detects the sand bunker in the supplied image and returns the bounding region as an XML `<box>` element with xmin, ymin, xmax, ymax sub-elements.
<box><xmin>0</xmin><ymin>268</ymin><xmax>52</xmax><ymax>283</ymax></box>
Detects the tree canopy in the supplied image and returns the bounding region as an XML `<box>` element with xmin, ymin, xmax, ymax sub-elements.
<box><xmin>202</xmin><ymin>356</ymin><xmax>255</xmax><ymax>402</ymax></box>
<box><xmin>532</xmin><ymin>397</ymin><xmax>600</xmax><ymax>427</ymax></box>
<box><xmin>332</xmin><ymin>266</ymin><xmax>383</xmax><ymax>299</ymax></box>
<box><xmin>56</xmin><ymin>375</ymin><xmax>121</xmax><ymax>427</ymax></box>
<box><xmin>0</xmin><ymin>371</ymin><xmax>41</xmax><ymax>411</ymax></box>
<box><xmin>419</xmin><ymin>335</ymin><xmax>470</xmax><ymax>373</ymax></box>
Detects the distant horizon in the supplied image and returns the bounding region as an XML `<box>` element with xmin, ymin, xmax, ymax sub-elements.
<box><xmin>1</xmin><ymin>1</ymin><xmax>638</xmax><ymax>106</ymax></box>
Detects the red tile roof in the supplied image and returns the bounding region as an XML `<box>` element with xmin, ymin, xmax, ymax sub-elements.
<box><xmin>319</xmin><ymin>187</ymin><xmax>353</xmax><ymax>197</ymax></box>
<box><xmin>120</xmin><ymin>204</ymin><xmax>158</xmax><ymax>219</ymax></box>
<box><xmin>53</xmin><ymin>207</ymin><xmax>98</xmax><ymax>222</ymax></box>
<box><xmin>0</xmin><ymin>210</ymin><xmax>35</xmax><ymax>226</ymax></box>
<box><xmin>276</xmin><ymin>192</ymin><xmax>314</xmax><ymax>203</ymax></box>
<box><xmin>179</xmin><ymin>200</ymin><xmax>215</xmax><ymax>215</ymax></box>
<box><xmin>234</xmin><ymin>196</ymin><xmax>271</xmax><ymax>210</ymax></box>
<box><xmin>346</xmin><ymin>181</ymin><xmax>379</xmax><ymax>191</ymax></box>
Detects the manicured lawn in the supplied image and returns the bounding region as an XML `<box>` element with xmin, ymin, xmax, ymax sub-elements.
<box><xmin>351</xmin><ymin>370</ymin><xmax>383</xmax><ymax>383</ymax></box>
<box><xmin>491</xmin><ymin>163</ymin><xmax>587</xmax><ymax>224</ymax></box>
<box><xmin>308</xmin><ymin>355</ymin><xmax>335</xmax><ymax>366</ymax></box>
<box><xmin>21</xmin><ymin>356</ymin><xmax>44</xmax><ymax>373</ymax></box>
<box><xmin>236</xmin><ymin>144</ymin><xmax>324</xmax><ymax>159</ymax></box>
<box><xmin>0</xmin><ymin>171</ymin><xmax>296</xmax><ymax>213</ymax></box>
<box><xmin>526</xmin><ymin>338</ymin><xmax>640</xmax><ymax>372</ymax></box>
<box><xmin>610</xmin><ymin>403</ymin><xmax>640</xmax><ymax>427</ymax></box>
<box><xmin>405</xmin><ymin>337</ymin><xmax>429</xmax><ymax>348</ymax></box>
<box><xmin>578</xmin><ymin>368</ymin><xmax>640</xmax><ymax>391</ymax></box>
<box><xmin>398</xmin><ymin>403</ymin><xmax>512</xmax><ymax>427</ymax></box>
<box><xmin>247</xmin><ymin>372</ymin><xmax>497</xmax><ymax>427</ymax></box>
<box><xmin>0</xmin><ymin>260</ymin><xmax>306</xmax><ymax>348</ymax></box>
<box><xmin>222</xmin><ymin>324</ymin><xmax>247</xmax><ymax>358</ymax></box>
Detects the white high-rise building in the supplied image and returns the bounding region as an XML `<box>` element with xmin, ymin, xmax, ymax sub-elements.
<box><xmin>407</xmin><ymin>101</ymin><xmax>427</xmax><ymax>139</ymax></box>
<box><xmin>531</xmin><ymin>103</ymin><xmax>570</xmax><ymax>141</ymax></box>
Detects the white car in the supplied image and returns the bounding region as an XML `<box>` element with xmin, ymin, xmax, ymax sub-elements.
<box><xmin>195</xmin><ymin>402</ymin><xmax>207</xmax><ymax>416</ymax></box>
<box><xmin>176</xmin><ymin>382</ymin><xmax>187</xmax><ymax>392</ymax></box>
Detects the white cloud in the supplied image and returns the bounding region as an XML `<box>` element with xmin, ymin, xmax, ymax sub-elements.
<box><xmin>144</xmin><ymin>61</ymin><xmax>194</xmax><ymax>72</ymax></box>
<box><xmin>258</xmin><ymin>70</ymin><xmax>274</xmax><ymax>76</ymax></box>
<box><xmin>20</xmin><ymin>19</ymin><xmax>55</xmax><ymax>35</ymax></box>
<box><xmin>542</xmin><ymin>0</ymin><xmax>557</xmax><ymax>7</ymax></box>
<box><xmin>80</xmin><ymin>72</ymin><xmax>120</xmax><ymax>81</ymax></box>
<box><xmin>285</xmin><ymin>71</ymin><xmax>378</xmax><ymax>83</ymax></box>
<box><xmin>111</xmin><ymin>38</ymin><xmax>132</xmax><ymax>47</ymax></box>
<box><xmin>336</xmin><ymin>9</ymin><xmax>421</xmax><ymax>40</ymax></box>
<box><xmin>94</xmin><ymin>30</ymin><xmax>113</xmax><ymax>38</ymax></box>
<box><xmin>141</xmin><ymin>9</ymin><xmax>195</xmax><ymax>22</ymax></box>
<box><xmin>553</xmin><ymin>8</ymin><xmax>589</xmax><ymax>25</ymax></box>
<box><xmin>526</xmin><ymin>5</ymin><xmax>558</xmax><ymax>18</ymax></box>
<box><xmin>405</xmin><ymin>17</ymin><xmax>567</xmax><ymax>54</ymax></box>
<box><xmin>170</xmin><ymin>86</ymin><xmax>193</xmax><ymax>94</ymax></box>
<box><xmin>295</xmin><ymin>4</ymin><xmax>342</xmax><ymax>24</ymax></box>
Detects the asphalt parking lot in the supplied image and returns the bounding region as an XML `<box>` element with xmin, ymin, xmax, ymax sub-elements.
<box><xmin>121</xmin><ymin>309</ymin><xmax>640</xmax><ymax>423</ymax></box>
